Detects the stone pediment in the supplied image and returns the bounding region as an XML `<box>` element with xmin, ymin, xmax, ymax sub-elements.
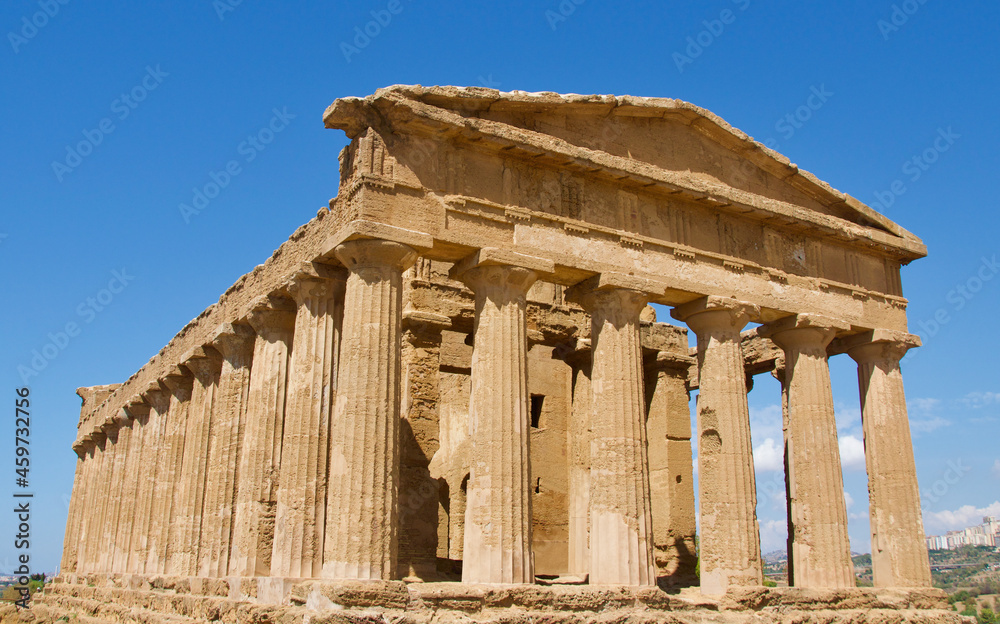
<box><xmin>325</xmin><ymin>85</ymin><xmax>925</xmax><ymax>264</ymax></box>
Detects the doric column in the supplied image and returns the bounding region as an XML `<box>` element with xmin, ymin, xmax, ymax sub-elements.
<box><xmin>60</xmin><ymin>442</ymin><xmax>88</xmax><ymax>574</ymax></box>
<box><xmin>843</xmin><ymin>330</ymin><xmax>931</xmax><ymax>587</ymax></box>
<box><xmin>672</xmin><ymin>296</ymin><xmax>762</xmax><ymax>595</ymax></box>
<box><xmin>563</xmin><ymin>340</ymin><xmax>592</xmax><ymax>577</ymax></box>
<box><xmin>86</xmin><ymin>419</ymin><xmax>118</xmax><ymax>573</ymax></box>
<box><xmin>271</xmin><ymin>266</ymin><xmax>346</xmax><ymax>579</ymax></box>
<box><xmin>323</xmin><ymin>238</ymin><xmax>418</xmax><ymax>580</ymax></box>
<box><xmin>398</xmin><ymin>309</ymin><xmax>451</xmax><ymax>581</ymax></box>
<box><xmin>567</xmin><ymin>273</ymin><xmax>661</xmax><ymax>587</ymax></box>
<box><xmin>452</xmin><ymin>249</ymin><xmax>552</xmax><ymax>584</ymax></box>
<box><xmin>760</xmin><ymin>314</ymin><xmax>853</xmax><ymax>588</ymax></box>
<box><xmin>76</xmin><ymin>432</ymin><xmax>106</xmax><ymax>574</ymax></box>
<box><xmin>201</xmin><ymin>322</ymin><xmax>255</xmax><ymax>577</ymax></box>
<box><xmin>168</xmin><ymin>347</ymin><xmax>222</xmax><ymax>576</ymax></box>
<box><xmin>230</xmin><ymin>296</ymin><xmax>295</xmax><ymax>577</ymax></box>
<box><xmin>113</xmin><ymin>399</ymin><xmax>149</xmax><ymax>573</ymax></box>
<box><xmin>99</xmin><ymin>411</ymin><xmax>133</xmax><ymax>573</ymax></box>
<box><xmin>133</xmin><ymin>382</ymin><xmax>171</xmax><ymax>574</ymax></box>
<box><xmin>148</xmin><ymin>368</ymin><xmax>193</xmax><ymax>575</ymax></box>
<box><xmin>644</xmin><ymin>350</ymin><xmax>698</xmax><ymax>586</ymax></box>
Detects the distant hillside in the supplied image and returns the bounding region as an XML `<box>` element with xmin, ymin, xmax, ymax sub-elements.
<box><xmin>929</xmin><ymin>545</ymin><xmax>1000</xmax><ymax>594</ymax></box>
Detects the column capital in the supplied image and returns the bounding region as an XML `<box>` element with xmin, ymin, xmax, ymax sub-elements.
<box><xmin>833</xmin><ymin>329</ymin><xmax>920</xmax><ymax>363</ymax></box>
<box><xmin>285</xmin><ymin>262</ymin><xmax>348</xmax><ymax>303</ymax></box>
<box><xmin>210</xmin><ymin>321</ymin><xmax>256</xmax><ymax>361</ymax></box>
<box><xmin>112</xmin><ymin>408</ymin><xmax>131</xmax><ymax>428</ymax></box>
<box><xmin>566</xmin><ymin>272</ymin><xmax>664</xmax><ymax>316</ymax></box>
<box><xmin>402</xmin><ymin>309</ymin><xmax>452</xmax><ymax>343</ymax></box>
<box><xmin>142</xmin><ymin>381</ymin><xmax>171</xmax><ymax>413</ymax></box>
<box><xmin>334</xmin><ymin>238</ymin><xmax>420</xmax><ymax>273</ymax></box>
<box><xmin>671</xmin><ymin>296</ymin><xmax>760</xmax><ymax>335</ymax></box>
<box><xmin>644</xmin><ymin>350</ymin><xmax>696</xmax><ymax>374</ymax></box>
<box><xmin>247</xmin><ymin>295</ymin><xmax>297</xmax><ymax>338</ymax></box>
<box><xmin>124</xmin><ymin>395</ymin><xmax>151</xmax><ymax>420</ymax></box>
<box><xmin>770</xmin><ymin>356</ymin><xmax>787</xmax><ymax>383</ymax></box>
<box><xmin>450</xmin><ymin>248</ymin><xmax>554</xmax><ymax>289</ymax></box>
<box><xmin>181</xmin><ymin>346</ymin><xmax>223</xmax><ymax>383</ymax></box>
<box><xmin>162</xmin><ymin>366</ymin><xmax>195</xmax><ymax>401</ymax></box>
<box><xmin>322</xmin><ymin>220</ymin><xmax>433</xmax><ymax>261</ymax></box>
<box><xmin>759</xmin><ymin>314</ymin><xmax>849</xmax><ymax>351</ymax></box>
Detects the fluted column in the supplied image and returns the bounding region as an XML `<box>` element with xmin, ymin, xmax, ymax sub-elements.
<box><xmin>77</xmin><ymin>432</ymin><xmax>107</xmax><ymax>574</ymax></box>
<box><xmin>230</xmin><ymin>297</ymin><xmax>295</xmax><ymax>577</ymax></box>
<box><xmin>567</xmin><ymin>273</ymin><xmax>658</xmax><ymax>587</ymax></box>
<box><xmin>760</xmin><ymin>314</ymin><xmax>853</xmax><ymax>588</ymax></box>
<box><xmin>564</xmin><ymin>340</ymin><xmax>592</xmax><ymax>577</ymax></box>
<box><xmin>113</xmin><ymin>400</ymin><xmax>149</xmax><ymax>573</ymax></box>
<box><xmin>672</xmin><ymin>296</ymin><xmax>762</xmax><ymax>595</ymax></box>
<box><xmin>133</xmin><ymin>383</ymin><xmax>170</xmax><ymax>574</ymax></box>
<box><xmin>60</xmin><ymin>443</ymin><xmax>88</xmax><ymax>574</ymax></box>
<box><xmin>452</xmin><ymin>249</ymin><xmax>552</xmax><ymax>584</ymax></box>
<box><xmin>644</xmin><ymin>351</ymin><xmax>698</xmax><ymax>586</ymax></box>
<box><xmin>845</xmin><ymin>331</ymin><xmax>931</xmax><ymax>587</ymax></box>
<box><xmin>271</xmin><ymin>266</ymin><xmax>345</xmax><ymax>579</ymax></box>
<box><xmin>98</xmin><ymin>411</ymin><xmax>133</xmax><ymax>573</ymax></box>
<box><xmin>323</xmin><ymin>238</ymin><xmax>417</xmax><ymax>580</ymax></box>
<box><xmin>147</xmin><ymin>368</ymin><xmax>193</xmax><ymax>575</ymax></box>
<box><xmin>168</xmin><ymin>348</ymin><xmax>222</xmax><ymax>576</ymax></box>
<box><xmin>201</xmin><ymin>322</ymin><xmax>255</xmax><ymax>577</ymax></box>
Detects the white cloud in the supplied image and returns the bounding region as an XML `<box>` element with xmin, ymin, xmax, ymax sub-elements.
<box><xmin>844</xmin><ymin>490</ymin><xmax>855</xmax><ymax>510</ymax></box>
<box><xmin>759</xmin><ymin>519</ymin><xmax>788</xmax><ymax>553</ymax></box>
<box><xmin>961</xmin><ymin>392</ymin><xmax>1000</xmax><ymax>409</ymax></box>
<box><xmin>749</xmin><ymin>404</ymin><xmax>783</xmax><ymax>443</ymax></box>
<box><xmin>923</xmin><ymin>501</ymin><xmax>1000</xmax><ymax>534</ymax></box>
<box><xmin>754</xmin><ymin>437</ymin><xmax>783</xmax><ymax>473</ymax></box>
<box><xmin>909</xmin><ymin>397</ymin><xmax>941</xmax><ymax>412</ymax></box>
<box><xmin>835</xmin><ymin>403</ymin><xmax>862</xmax><ymax>434</ymax></box>
<box><xmin>839</xmin><ymin>434</ymin><xmax>866</xmax><ymax>471</ymax></box>
<box><xmin>910</xmin><ymin>415</ymin><xmax>951</xmax><ymax>435</ymax></box>
<box><xmin>993</xmin><ymin>459</ymin><xmax>1000</xmax><ymax>480</ymax></box>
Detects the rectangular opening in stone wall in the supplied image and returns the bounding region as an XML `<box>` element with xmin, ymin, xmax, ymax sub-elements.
<box><xmin>531</xmin><ymin>394</ymin><xmax>545</xmax><ymax>428</ymax></box>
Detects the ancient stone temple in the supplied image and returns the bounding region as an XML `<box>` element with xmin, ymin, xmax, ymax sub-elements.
<box><xmin>40</xmin><ymin>86</ymin><xmax>961</xmax><ymax>624</ymax></box>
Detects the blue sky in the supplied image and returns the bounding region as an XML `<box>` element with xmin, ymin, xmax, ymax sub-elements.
<box><xmin>1</xmin><ymin>1</ymin><xmax>998</xmax><ymax>573</ymax></box>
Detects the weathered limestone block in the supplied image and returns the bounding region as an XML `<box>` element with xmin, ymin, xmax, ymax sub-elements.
<box><xmin>844</xmin><ymin>331</ymin><xmax>932</xmax><ymax>588</ymax></box>
<box><xmin>135</xmin><ymin>383</ymin><xmax>171</xmax><ymax>574</ymax></box>
<box><xmin>567</xmin><ymin>274</ymin><xmax>658</xmax><ymax>587</ymax></box>
<box><xmin>323</xmin><ymin>238</ymin><xmax>418</xmax><ymax>580</ymax></box>
<box><xmin>673</xmin><ymin>296</ymin><xmax>763</xmax><ymax>595</ymax></box>
<box><xmin>452</xmin><ymin>249</ymin><xmax>552</xmax><ymax>584</ymax></box>
<box><xmin>230</xmin><ymin>298</ymin><xmax>296</xmax><ymax>577</ymax></box>
<box><xmin>760</xmin><ymin>314</ymin><xmax>854</xmax><ymax>589</ymax></box>
<box><xmin>167</xmin><ymin>347</ymin><xmax>223</xmax><ymax>576</ymax></box>
<box><xmin>644</xmin><ymin>351</ymin><xmax>698</xmax><ymax>586</ymax></box>
<box><xmin>271</xmin><ymin>267</ymin><xmax>345</xmax><ymax>579</ymax></box>
<box><xmin>201</xmin><ymin>322</ymin><xmax>255</xmax><ymax>577</ymax></box>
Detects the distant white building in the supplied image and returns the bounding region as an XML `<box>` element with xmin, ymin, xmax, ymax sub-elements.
<box><xmin>927</xmin><ymin>516</ymin><xmax>1000</xmax><ymax>551</ymax></box>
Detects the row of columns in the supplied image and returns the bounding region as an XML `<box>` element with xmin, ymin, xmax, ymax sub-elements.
<box><xmin>61</xmin><ymin>236</ymin><xmax>930</xmax><ymax>593</ymax></box>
